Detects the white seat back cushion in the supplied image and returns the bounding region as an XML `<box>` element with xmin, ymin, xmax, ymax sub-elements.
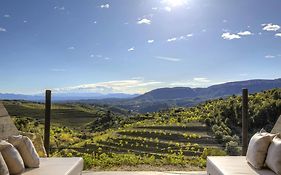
<box><xmin>0</xmin><ymin>140</ymin><xmax>25</xmax><ymax>175</ymax></box>
<box><xmin>0</xmin><ymin>152</ymin><xmax>9</xmax><ymax>175</ymax></box>
<box><xmin>246</xmin><ymin>131</ymin><xmax>276</xmax><ymax>169</ymax></box>
<box><xmin>266</xmin><ymin>136</ymin><xmax>281</xmax><ymax>174</ymax></box>
<box><xmin>8</xmin><ymin>135</ymin><xmax>40</xmax><ymax>168</ymax></box>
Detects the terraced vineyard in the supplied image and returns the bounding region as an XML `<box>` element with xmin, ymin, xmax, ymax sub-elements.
<box><xmin>88</xmin><ymin>123</ymin><xmax>219</xmax><ymax>155</ymax></box>
<box><xmin>65</xmin><ymin>117</ymin><xmax>225</xmax><ymax>169</ymax></box>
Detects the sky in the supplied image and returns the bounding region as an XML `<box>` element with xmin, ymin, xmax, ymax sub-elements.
<box><xmin>0</xmin><ymin>0</ymin><xmax>281</xmax><ymax>95</ymax></box>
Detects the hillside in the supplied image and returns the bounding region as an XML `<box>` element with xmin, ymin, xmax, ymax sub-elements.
<box><xmin>3</xmin><ymin>100</ymin><xmax>133</xmax><ymax>131</ymax></box>
<box><xmin>88</xmin><ymin>78</ymin><xmax>281</xmax><ymax>112</ymax></box>
<box><xmin>8</xmin><ymin>88</ymin><xmax>281</xmax><ymax>170</ymax></box>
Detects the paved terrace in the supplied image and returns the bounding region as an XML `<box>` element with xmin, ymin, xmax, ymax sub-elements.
<box><xmin>83</xmin><ymin>171</ymin><xmax>206</xmax><ymax>175</ymax></box>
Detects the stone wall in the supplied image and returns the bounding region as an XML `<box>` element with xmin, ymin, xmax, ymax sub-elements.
<box><xmin>272</xmin><ymin>115</ymin><xmax>281</xmax><ymax>134</ymax></box>
<box><xmin>0</xmin><ymin>102</ymin><xmax>46</xmax><ymax>157</ymax></box>
<box><xmin>0</xmin><ymin>102</ymin><xmax>19</xmax><ymax>139</ymax></box>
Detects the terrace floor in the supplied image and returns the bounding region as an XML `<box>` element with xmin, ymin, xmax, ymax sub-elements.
<box><xmin>83</xmin><ymin>171</ymin><xmax>207</xmax><ymax>175</ymax></box>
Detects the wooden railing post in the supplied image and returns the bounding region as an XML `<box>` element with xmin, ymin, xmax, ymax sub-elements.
<box><xmin>44</xmin><ymin>90</ymin><xmax>51</xmax><ymax>157</ymax></box>
<box><xmin>242</xmin><ymin>88</ymin><xmax>249</xmax><ymax>156</ymax></box>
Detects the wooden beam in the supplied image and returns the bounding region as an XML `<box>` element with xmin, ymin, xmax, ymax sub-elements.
<box><xmin>44</xmin><ymin>90</ymin><xmax>51</xmax><ymax>157</ymax></box>
<box><xmin>242</xmin><ymin>88</ymin><xmax>249</xmax><ymax>156</ymax></box>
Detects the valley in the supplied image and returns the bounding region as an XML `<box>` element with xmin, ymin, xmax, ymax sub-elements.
<box><xmin>3</xmin><ymin>88</ymin><xmax>281</xmax><ymax>170</ymax></box>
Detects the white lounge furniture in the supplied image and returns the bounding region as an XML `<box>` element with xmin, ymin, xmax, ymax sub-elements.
<box><xmin>207</xmin><ymin>156</ymin><xmax>276</xmax><ymax>175</ymax></box>
<box><xmin>23</xmin><ymin>157</ymin><xmax>84</xmax><ymax>175</ymax></box>
<box><xmin>207</xmin><ymin>116</ymin><xmax>281</xmax><ymax>175</ymax></box>
<box><xmin>0</xmin><ymin>102</ymin><xmax>84</xmax><ymax>175</ymax></box>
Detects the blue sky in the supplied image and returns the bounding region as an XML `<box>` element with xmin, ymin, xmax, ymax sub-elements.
<box><xmin>0</xmin><ymin>0</ymin><xmax>281</xmax><ymax>94</ymax></box>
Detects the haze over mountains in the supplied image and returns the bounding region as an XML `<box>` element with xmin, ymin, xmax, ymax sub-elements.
<box><xmin>0</xmin><ymin>92</ymin><xmax>139</xmax><ymax>101</ymax></box>
<box><xmin>1</xmin><ymin>78</ymin><xmax>281</xmax><ymax>112</ymax></box>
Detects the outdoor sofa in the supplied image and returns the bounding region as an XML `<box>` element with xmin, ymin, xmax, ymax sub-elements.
<box><xmin>0</xmin><ymin>102</ymin><xmax>84</xmax><ymax>175</ymax></box>
<box><xmin>207</xmin><ymin>115</ymin><xmax>281</xmax><ymax>175</ymax></box>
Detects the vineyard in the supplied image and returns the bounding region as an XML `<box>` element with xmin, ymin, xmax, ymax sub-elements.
<box><xmin>3</xmin><ymin>88</ymin><xmax>281</xmax><ymax>170</ymax></box>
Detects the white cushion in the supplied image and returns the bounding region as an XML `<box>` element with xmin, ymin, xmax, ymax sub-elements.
<box><xmin>23</xmin><ymin>157</ymin><xmax>84</xmax><ymax>175</ymax></box>
<box><xmin>0</xmin><ymin>140</ymin><xmax>25</xmax><ymax>175</ymax></box>
<box><xmin>8</xmin><ymin>135</ymin><xmax>40</xmax><ymax>168</ymax></box>
<box><xmin>266</xmin><ymin>136</ymin><xmax>281</xmax><ymax>174</ymax></box>
<box><xmin>0</xmin><ymin>152</ymin><xmax>9</xmax><ymax>175</ymax></box>
<box><xmin>207</xmin><ymin>156</ymin><xmax>276</xmax><ymax>175</ymax></box>
<box><xmin>246</xmin><ymin>130</ymin><xmax>276</xmax><ymax>169</ymax></box>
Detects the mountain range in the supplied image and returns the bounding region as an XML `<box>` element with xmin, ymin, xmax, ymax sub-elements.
<box><xmin>1</xmin><ymin>78</ymin><xmax>281</xmax><ymax>113</ymax></box>
<box><xmin>0</xmin><ymin>92</ymin><xmax>139</xmax><ymax>101</ymax></box>
<box><xmin>137</xmin><ymin>78</ymin><xmax>281</xmax><ymax>101</ymax></box>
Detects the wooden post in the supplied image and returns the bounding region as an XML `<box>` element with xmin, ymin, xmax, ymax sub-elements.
<box><xmin>242</xmin><ymin>88</ymin><xmax>249</xmax><ymax>156</ymax></box>
<box><xmin>44</xmin><ymin>90</ymin><xmax>51</xmax><ymax>157</ymax></box>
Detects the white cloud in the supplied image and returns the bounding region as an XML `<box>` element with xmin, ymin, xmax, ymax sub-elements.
<box><xmin>262</xmin><ymin>23</ymin><xmax>280</xmax><ymax>31</ymax></box>
<box><xmin>237</xmin><ymin>31</ymin><xmax>252</xmax><ymax>36</ymax></box>
<box><xmin>137</xmin><ymin>18</ymin><xmax>151</xmax><ymax>25</ymax></box>
<box><xmin>100</xmin><ymin>4</ymin><xmax>110</xmax><ymax>8</ymax></box>
<box><xmin>167</xmin><ymin>34</ymin><xmax>193</xmax><ymax>42</ymax></box>
<box><xmin>90</xmin><ymin>54</ymin><xmax>110</xmax><ymax>60</ymax></box>
<box><xmin>147</xmin><ymin>40</ymin><xmax>154</xmax><ymax>43</ymax></box>
<box><xmin>67</xmin><ymin>46</ymin><xmax>75</xmax><ymax>50</ymax></box>
<box><xmin>128</xmin><ymin>47</ymin><xmax>135</xmax><ymax>52</ymax></box>
<box><xmin>23</xmin><ymin>20</ymin><xmax>28</xmax><ymax>23</ymax></box>
<box><xmin>0</xmin><ymin>27</ymin><xmax>6</xmax><ymax>32</ymax></box>
<box><xmin>193</xmin><ymin>77</ymin><xmax>211</xmax><ymax>83</ymax></box>
<box><xmin>155</xmin><ymin>56</ymin><xmax>181</xmax><ymax>62</ymax></box>
<box><xmin>221</xmin><ymin>32</ymin><xmax>241</xmax><ymax>40</ymax></box>
<box><xmin>3</xmin><ymin>14</ymin><xmax>10</xmax><ymax>18</ymax></box>
<box><xmin>53</xmin><ymin>79</ymin><xmax>163</xmax><ymax>94</ymax></box>
<box><xmin>54</xmin><ymin>6</ymin><xmax>65</xmax><ymax>10</ymax></box>
<box><xmin>169</xmin><ymin>78</ymin><xmax>213</xmax><ymax>88</ymax></box>
<box><xmin>223</xmin><ymin>19</ymin><xmax>228</xmax><ymax>23</ymax></box>
<box><xmin>275</xmin><ymin>33</ymin><xmax>281</xmax><ymax>37</ymax></box>
<box><xmin>265</xmin><ymin>55</ymin><xmax>275</xmax><ymax>58</ymax></box>
<box><xmin>167</xmin><ymin>37</ymin><xmax>177</xmax><ymax>42</ymax></box>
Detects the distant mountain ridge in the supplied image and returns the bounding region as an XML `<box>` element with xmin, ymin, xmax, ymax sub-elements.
<box><xmin>0</xmin><ymin>92</ymin><xmax>139</xmax><ymax>101</ymax></box>
<box><xmin>1</xmin><ymin>78</ymin><xmax>281</xmax><ymax>113</ymax></box>
<box><xmin>111</xmin><ymin>78</ymin><xmax>281</xmax><ymax>112</ymax></box>
<box><xmin>137</xmin><ymin>78</ymin><xmax>281</xmax><ymax>101</ymax></box>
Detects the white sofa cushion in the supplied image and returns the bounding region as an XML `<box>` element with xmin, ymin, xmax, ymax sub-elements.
<box><xmin>266</xmin><ymin>136</ymin><xmax>281</xmax><ymax>174</ymax></box>
<box><xmin>0</xmin><ymin>140</ymin><xmax>25</xmax><ymax>175</ymax></box>
<box><xmin>246</xmin><ymin>130</ymin><xmax>276</xmax><ymax>169</ymax></box>
<box><xmin>8</xmin><ymin>135</ymin><xmax>40</xmax><ymax>168</ymax></box>
<box><xmin>0</xmin><ymin>152</ymin><xmax>9</xmax><ymax>175</ymax></box>
<box><xmin>23</xmin><ymin>157</ymin><xmax>84</xmax><ymax>175</ymax></box>
<box><xmin>207</xmin><ymin>156</ymin><xmax>276</xmax><ymax>175</ymax></box>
